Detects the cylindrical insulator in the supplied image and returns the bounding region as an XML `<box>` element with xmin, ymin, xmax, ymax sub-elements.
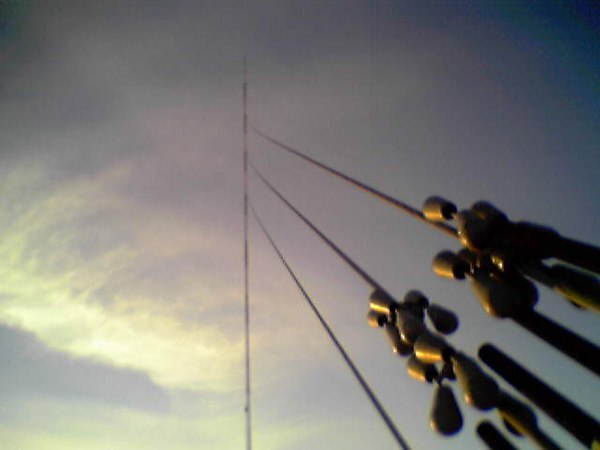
<box><xmin>422</xmin><ymin>196</ymin><xmax>457</xmax><ymax>222</ymax></box>
<box><xmin>414</xmin><ymin>330</ymin><xmax>454</xmax><ymax>364</ymax></box>
<box><xmin>502</xmin><ymin>418</ymin><xmax>522</xmax><ymax>437</ymax></box>
<box><xmin>366</xmin><ymin>309</ymin><xmax>387</xmax><ymax>328</ymax></box>
<box><xmin>512</xmin><ymin>273</ymin><xmax>539</xmax><ymax>310</ymax></box>
<box><xmin>404</xmin><ymin>290</ymin><xmax>429</xmax><ymax>308</ymax></box>
<box><xmin>550</xmin><ymin>264</ymin><xmax>600</xmax><ymax>313</ymax></box>
<box><xmin>384</xmin><ymin>323</ymin><xmax>413</xmax><ymax>356</ymax></box>
<box><xmin>396</xmin><ymin>309</ymin><xmax>426</xmax><ymax>345</ymax></box>
<box><xmin>457</xmin><ymin>247</ymin><xmax>478</xmax><ymax>268</ymax></box>
<box><xmin>429</xmin><ymin>383</ymin><xmax>463</xmax><ymax>436</ymax></box>
<box><xmin>369</xmin><ymin>288</ymin><xmax>400</xmax><ymax>315</ymax></box>
<box><xmin>490</xmin><ymin>251</ymin><xmax>514</xmax><ymax>273</ymax></box>
<box><xmin>471</xmin><ymin>200</ymin><xmax>508</xmax><ymax>224</ymax></box>
<box><xmin>439</xmin><ymin>361</ymin><xmax>456</xmax><ymax>381</ymax></box>
<box><xmin>497</xmin><ymin>392</ymin><xmax>538</xmax><ymax>437</ymax></box>
<box><xmin>406</xmin><ymin>354</ymin><xmax>438</xmax><ymax>383</ymax></box>
<box><xmin>432</xmin><ymin>250</ymin><xmax>469</xmax><ymax>280</ymax></box>
<box><xmin>427</xmin><ymin>303</ymin><xmax>459</xmax><ymax>335</ymax></box>
<box><xmin>451</xmin><ymin>352</ymin><xmax>499</xmax><ymax>411</ymax></box>
<box><xmin>455</xmin><ymin>209</ymin><xmax>492</xmax><ymax>250</ymax></box>
<box><xmin>469</xmin><ymin>270</ymin><xmax>523</xmax><ymax>318</ymax></box>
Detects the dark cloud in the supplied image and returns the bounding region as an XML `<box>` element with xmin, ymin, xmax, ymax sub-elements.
<box><xmin>0</xmin><ymin>0</ymin><xmax>240</xmax><ymax>178</ymax></box>
<box><xmin>0</xmin><ymin>323</ymin><xmax>170</xmax><ymax>413</ymax></box>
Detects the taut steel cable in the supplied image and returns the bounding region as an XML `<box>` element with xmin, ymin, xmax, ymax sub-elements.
<box><xmin>250</xmin><ymin>202</ymin><xmax>412</xmax><ymax>450</ymax></box>
<box><xmin>250</xmin><ymin>126</ymin><xmax>458</xmax><ymax>238</ymax></box>
<box><xmin>250</xmin><ymin>161</ymin><xmax>392</xmax><ymax>297</ymax></box>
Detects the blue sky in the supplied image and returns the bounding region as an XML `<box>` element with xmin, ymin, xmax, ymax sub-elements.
<box><xmin>0</xmin><ymin>1</ymin><xmax>598</xmax><ymax>449</ymax></box>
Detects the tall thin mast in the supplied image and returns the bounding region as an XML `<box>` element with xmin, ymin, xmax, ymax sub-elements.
<box><xmin>242</xmin><ymin>54</ymin><xmax>252</xmax><ymax>450</ymax></box>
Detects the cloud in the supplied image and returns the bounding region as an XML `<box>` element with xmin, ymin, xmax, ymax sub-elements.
<box><xmin>0</xmin><ymin>161</ymin><xmax>245</xmax><ymax>391</ymax></box>
<box><xmin>0</xmin><ymin>155</ymin><xmax>349</xmax><ymax>404</ymax></box>
<box><xmin>0</xmin><ymin>323</ymin><xmax>170</xmax><ymax>413</ymax></box>
<box><xmin>1</xmin><ymin>2</ymin><xmax>596</xmax><ymax>449</ymax></box>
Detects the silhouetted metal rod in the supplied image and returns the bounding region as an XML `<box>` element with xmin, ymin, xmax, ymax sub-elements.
<box><xmin>250</xmin><ymin>203</ymin><xmax>412</xmax><ymax>450</ymax></box>
<box><xmin>487</xmin><ymin>221</ymin><xmax>600</xmax><ymax>276</ymax></box>
<box><xmin>512</xmin><ymin>310</ymin><xmax>600</xmax><ymax>376</ymax></box>
<box><xmin>476</xmin><ymin>421</ymin><xmax>519</xmax><ymax>450</ymax></box>
<box><xmin>518</xmin><ymin>261</ymin><xmax>600</xmax><ymax>314</ymax></box>
<box><xmin>250</xmin><ymin>161</ymin><xmax>394</xmax><ymax>299</ymax></box>
<box><xmin>550</xmin><ymin>236</ymin><xmax>600</xmax><ymax>277</ymax></box>
<box><xmin>251</xmin><ymin>126</ymin><xmax>458</xmax><ymax>238</ymax></box>
<box><xmin>479</xmin><ymin>344</ymin><xmax>600</xmax><ymax>448</ymax></box>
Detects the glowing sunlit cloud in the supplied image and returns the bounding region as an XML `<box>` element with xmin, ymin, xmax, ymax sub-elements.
<box><xmin>0</xmin><ymin>162</ymin><xmax>243</xmax><ymax>392</ymax></box>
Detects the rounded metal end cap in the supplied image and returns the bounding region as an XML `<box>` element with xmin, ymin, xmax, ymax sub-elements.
<box><xmin>423</xmin><ymin>196</ymin><xmax>457</xmax><ymax>222</ymax></box>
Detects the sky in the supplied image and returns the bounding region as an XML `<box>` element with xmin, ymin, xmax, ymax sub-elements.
<box><xmin>0</xmin><ymin>1</ymin><xmax>598</xmax><ymax>449</ymax></box>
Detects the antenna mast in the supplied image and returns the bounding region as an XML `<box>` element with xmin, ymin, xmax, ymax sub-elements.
<box><xmin>243</xmin><ymin>52</ymin><xmax>252</xmax><ymax>450</ymax></box>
